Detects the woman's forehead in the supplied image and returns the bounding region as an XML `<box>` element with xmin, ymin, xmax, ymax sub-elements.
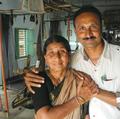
<box><xmin>47</xmin><ymin>42</ymin><xmax>65</xmax><ymax>49</ymax></box>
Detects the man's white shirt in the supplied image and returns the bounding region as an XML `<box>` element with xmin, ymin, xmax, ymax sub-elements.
<box><xmin>71</xmin><ymin>40</ymin><xmax>120</xmax><ymax>119</ymax></box>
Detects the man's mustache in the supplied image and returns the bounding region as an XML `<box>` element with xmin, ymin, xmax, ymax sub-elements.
<box><xmin>82</xmin><ymin>36</ymin><xmax>96</xmax><ymax>40</ymax></box>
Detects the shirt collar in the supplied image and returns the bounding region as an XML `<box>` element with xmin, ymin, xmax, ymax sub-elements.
<box><xmin>81</xmin><ymin>39</ymin><xmax>111</xmax><ymax>61</ymax></box>
<box><xmin>102</xmin><ymin>39</ymin><xmax>112</xmax><ymax>60</ymax></box>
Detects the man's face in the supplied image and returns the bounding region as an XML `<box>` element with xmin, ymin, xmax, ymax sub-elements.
<box><xmin>74</xmin><ymin>12</ymin><xmax>102</xmax><ymax>48</ymax></box>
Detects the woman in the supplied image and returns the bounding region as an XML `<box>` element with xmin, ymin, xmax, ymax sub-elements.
<box><xmin>31</xmin><ymin>35</ymin><xmax>98</xmax><ymax>119</ymax></box>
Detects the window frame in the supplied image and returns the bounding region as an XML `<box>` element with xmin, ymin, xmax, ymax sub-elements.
<box><xmin>15</xmin><ymin>28</ymin><xmax>35</xmax><ymax>59</ymax></box>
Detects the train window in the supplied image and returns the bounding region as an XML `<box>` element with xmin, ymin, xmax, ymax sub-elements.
<box><xmin>15</xmin><ymin>28</ymin><xmax>35</xmax><ymax>59</ymax></box>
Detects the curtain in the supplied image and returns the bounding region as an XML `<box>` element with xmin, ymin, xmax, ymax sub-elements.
<box><xmin>49</xmin><ymin>20</ymin><xmax>61</xmax><ymax>36</ymax></box>
<box><xmin>36</xmin><ymin>14</ymin><xmax>45</xmax><ymax>71</ymax></box>
<box><xmin>2</xmin><ymin>15</ymin><xmax>18</xmax><ymax>79</ymax></box>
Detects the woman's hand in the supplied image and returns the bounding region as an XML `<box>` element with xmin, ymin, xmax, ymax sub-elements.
<box><xmin>23</xmin><ymin>68</ymin><xmax>44</xmax><ymax>94</ymax></box>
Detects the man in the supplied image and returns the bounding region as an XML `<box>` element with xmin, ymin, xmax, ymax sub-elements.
<box><xmin>24</xmin><ymin>5</ymin><xmax>120</xmax><ymax>119</ymax></box>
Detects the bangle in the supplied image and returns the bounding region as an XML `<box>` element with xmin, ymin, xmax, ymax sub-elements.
<box><xmin>78</xmin><ymin>96</ymin><xmax>86</xmax><ymax>102</ymax></box>
<box><xmin>75</xmin><ymin>96</ymin><xmax>85</xmax><ymax>105</ymax></box>
<box><xmin>75</xmin><ymin>97</ymin><xmax>81</xmax><ymax>105</ymax></box>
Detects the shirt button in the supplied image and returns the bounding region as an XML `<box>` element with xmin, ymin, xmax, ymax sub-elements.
<box><xmin>117</xmin><ymin>48</ymin><xmax>120</xmax><ymax>51</ymax></box>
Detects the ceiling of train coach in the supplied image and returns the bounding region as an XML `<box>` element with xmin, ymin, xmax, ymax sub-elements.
<box><xmin>44</xmin><ymin>0</ymin><xmax>120</xmax><ymax>13</ymax></box>
<box><xmin>0</xmin><ymin>0</ymin><xmax>120</xmax><ymax>14</ymax></box>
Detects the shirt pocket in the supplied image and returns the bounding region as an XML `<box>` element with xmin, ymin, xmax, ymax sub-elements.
<box><xmin>101</xmin><ymin>75</ymin><xmax>116</xmax><ymax>91</ymax></box>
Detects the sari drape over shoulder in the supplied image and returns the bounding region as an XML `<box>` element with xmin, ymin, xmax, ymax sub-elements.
<box><xmin>51</xmin><ymin>68</ymin><xmax>81</xmax><ymax>119</ymax></box>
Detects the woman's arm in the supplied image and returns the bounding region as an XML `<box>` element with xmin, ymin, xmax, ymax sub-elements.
<box><xmin>35</xmin><ymin>96</ymin><xmax>83</xmax><ymax>119</ymax></box>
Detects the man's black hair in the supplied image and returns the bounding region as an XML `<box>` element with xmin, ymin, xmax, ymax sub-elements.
<box><xmin>73</xmin><ymin>5</ymin><xmax>102</xmax><ymax>28</ymax></box>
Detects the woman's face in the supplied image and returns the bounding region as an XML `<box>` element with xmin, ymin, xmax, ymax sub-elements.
<box><xmin>44</xmin><ymin>42</ymin><xmax>69</xmax><ymax>72</ymax></box>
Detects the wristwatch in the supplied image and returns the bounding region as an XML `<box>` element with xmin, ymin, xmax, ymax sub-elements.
<box><xmin>116</xmin><ymin>92</ymin><xmax>120</xmax><ymax>110</ymax></box>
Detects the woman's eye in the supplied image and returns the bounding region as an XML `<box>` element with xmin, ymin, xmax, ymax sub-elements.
<box><xmin>59</xmin><ymin>50</ymin><xmax>67</xmax><ymax>55</ymax></box>
<box><xmin>46</xmin><ymin>52</ymin><xmax>54</xmax><ymax>57</ymax></box>
<box><xmin>46</xmin><ymin>49</ymin><xmax>68</xmax><ymax>58</ymax></box>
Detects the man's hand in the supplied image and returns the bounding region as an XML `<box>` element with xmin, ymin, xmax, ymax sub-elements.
<box><xmin>74</xmin><ymin>70</ymin><xmax>99</xmax><ymax>102</ymax></box>
<box><xmin>76</xmin><ymin>80</ymin><xmax>99</xmax><ymax>102</ymax></box>
<box><xmin>23</xmin><ymin>68</ymin><xmax>44</xmax><ymax>94</ymax></box>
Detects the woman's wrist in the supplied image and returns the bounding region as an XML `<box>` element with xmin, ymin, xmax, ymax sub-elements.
<box><xmin>75</xmin><ymin>96</ymin><xmax>86</xmax><ymax>105</ymax></box>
